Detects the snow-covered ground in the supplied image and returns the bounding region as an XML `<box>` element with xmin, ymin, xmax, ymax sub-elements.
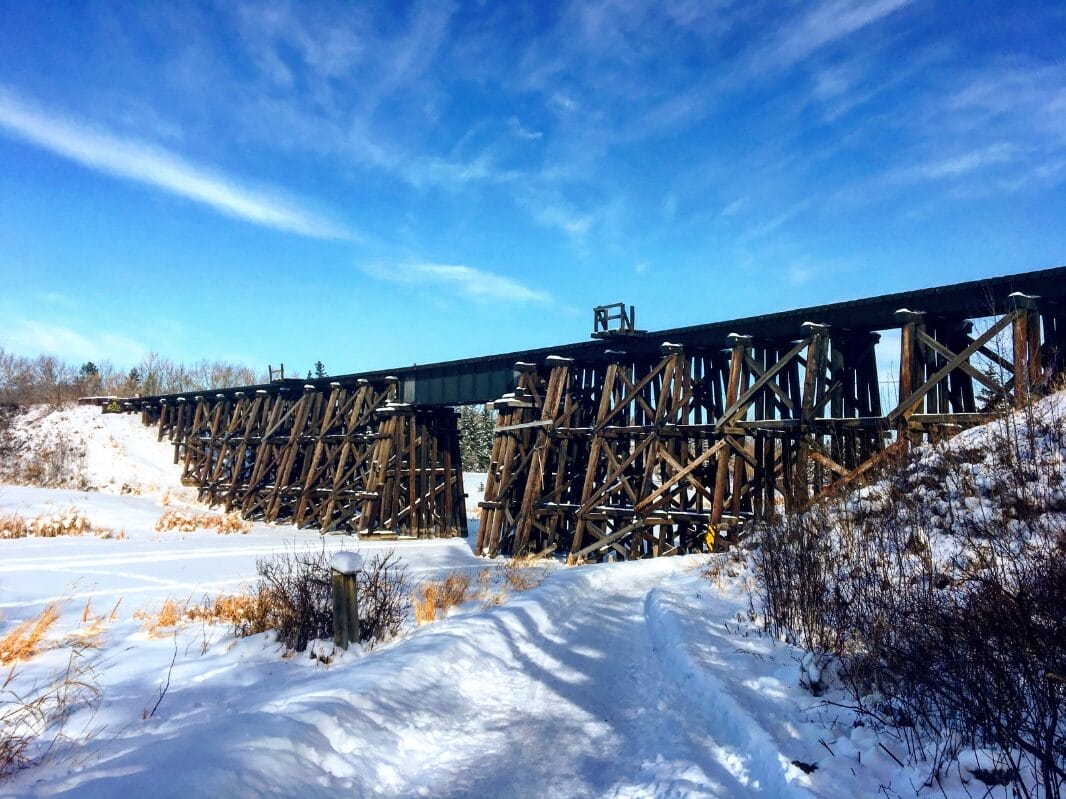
<box><xmin>0</xmin><ymin>404</ymin><xmax>1043</xmax><ymax>797</ymax></box>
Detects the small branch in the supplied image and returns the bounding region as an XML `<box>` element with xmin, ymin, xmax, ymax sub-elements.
<box><xmin>149</xmin><ymin>637</ymin><xmax>177</xmax><ymax>719</ymax></box>
<box><xmin>879</xmin><ymin>742</ymin><xmax>906</xmax><ymax>768</ymax></box>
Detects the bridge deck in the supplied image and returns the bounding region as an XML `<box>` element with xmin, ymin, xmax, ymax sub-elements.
<box><xmin>132</xmin><ymin>265</ymin><xmax>1066</xmax><ymax>408</ymax></box>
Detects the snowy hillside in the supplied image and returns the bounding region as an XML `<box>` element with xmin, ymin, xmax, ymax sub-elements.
<box><xmin>1</xmin><ymin>405</ymin><xmax>196</xmax><ymax>497</ymax></box>
<box><xmin>1</xmin><ymin>401</ymin><xmax>1063</xmax><ymax>797</ymax></box>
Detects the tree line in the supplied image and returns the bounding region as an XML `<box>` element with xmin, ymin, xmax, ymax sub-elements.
<box><xmin>1</xmin><ymin>343</ymin><xmax>500</xmax><ymax>471</ymax></box>
<box><xmin>0</xmin><ymin>346</ymin><xmax>264</xmax><ymax>406</ymax></box>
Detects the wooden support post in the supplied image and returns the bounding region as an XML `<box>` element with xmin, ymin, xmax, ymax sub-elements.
<box><xmin>331</xmin><ymin>551</ymin><xmax>362</xmax><ymax>650</ymax></box>
<box><xmin>157</xmin><ymin>401</ymin><xmax>168</xmax><ymax>442</ymax></box>
<box><xmin>1009</xmin><ymin>292</ymin><xmax>1041</xmax><ymax>408</ymax></box>
<box><xmin>477</xmin><ymin>363</ymin><xmax>542</xmax><ymax>556</ymax></box>
<box><xmin>570</xmin><ymin>360</ymin><xmax>621</xmax><ymax>559</ymax></box>
<box><xmin>711</xmin><ymin>334</ymin><xmax>748</xmax><ymax>526</ymax></box>
<box><xmin>895</xmin><ymin>309</ymin><xmax>924</xmax><ymax>440</ymax></box>
<box><xmin>792</xmin><ymin>322</ymin><xmax>829</xmax><ymax>509</ymax></box>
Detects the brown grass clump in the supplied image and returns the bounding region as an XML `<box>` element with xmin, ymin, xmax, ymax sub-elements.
<box><xmin>154</xmin><ymin>508</ymin><xmax>250</xmax><ymax>535</ymax></box>
<box><xmin>0</xmin><ymin>603</ymin><xmax>61</xmax><ymax>665</ymax></box>
<box><xmin>412</xmin><ymin>572</ymin><xmax>473</xmax><ymax>624</ymax></box>
<box><xmin>0</xmin><ymin>516</ymin><xmax>27</xmax><ymax>539</ymax></box>
<box><xmin>472</xmin><ymin>560</ymin><xmax>549</xmax><ymax>608</ymax></box>
<box><xmin>134</xmin><ymin>598</ymin><xmax>186</xmax><ymax>636</ymax></box>
<box><xmin>0</xmin><ymin>509</ymin><xmax>121</xmax><ymax>540</ymax></box>
<box><xmin>187</xmin><ymin>593</ymin><xmax>268</xmax><ymax>629</ymax></box>
<box><xmin>500</xmin><ymin>557</ymin><xmax>547</xmax><ymax>592</ymax></box>
<box><xmin>134</xmin><ymin>592</ymin><xmax>266</xmax><ymax>637</ymax></box>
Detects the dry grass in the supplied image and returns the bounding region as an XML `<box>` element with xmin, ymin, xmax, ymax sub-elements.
<box><xmin>133</xmin><ymin>597</ymin><xmax>191</xmax><ymax>636</ymax></box>
<box><xmin>412</xmin><ymin>572</ymin><xmax>473</xmax><ymax>624</ymax></box>
<box><xmin>195</xmin><ymin>594</ymin><xmax>266</xmax><ymax>627</ymax></box>
<box><xmin>0</xmin><ymin>603</ymin><xmax>61</xmax><ymax>665</ymax></box>
<box><xmin>0</xmin><ymin>509</ymin><xmax>122</xmax><ymax>540</ymax></box>
<box><xmin>500</xmin><ymin>557</ymin><xmax>548</xmax><ymax>592</ymax></box>
<box><xmin>700</xmin><ymin>548</ymin><xmax>747</xmax><ymax>594</ymax></box>
<box><xmin>134</xmin><ymin>592</ymin><xmax>264</xmax><ymax>637</ymax></box>
<box><xmin>472</xmin><ymin>559</ymin><xmax>550</xmax><ymax>608</ymax></box>
<box><xmin>62</xmin><ymin>596</ymin><xmax>122</xmax><ymax>651</ymax></box>
<box><xmin>154</xmin><ymin>508</ymin><xmax>250</xmax><ymax>535</ymax></box>
<box><xmin>1</xmin><ymin>652</ymin><xmax>100</xmax><ymax>781</ymax></box>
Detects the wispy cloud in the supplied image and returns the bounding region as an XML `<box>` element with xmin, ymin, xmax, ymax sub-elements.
<box><xmin>527</xmin><ymin>203</ymin><xmax>595</xmax><ymax>238</ymax></box>
<box><xmin>760</xmin><ymin>0</ymin><xmax>915</xmax><ymax>71</ymax></box>
<box><xmin>741</xmin><ymin>198</ymin><xmax>815</xmax><ymax>241</ymax></box>
<box><xmin>1</xmin><ymin>316</ymin><xmax>147</xmax><ymax>365</ymax></box>
<box><xmin>0</xmin><ymin>88</ymin><xmax>351</xmax><ymax>240</ymax></box>
<box><xmin>363</xmin><ymin>262</ymin><xmax>550</xmax><ymax>305</ymax></box>
<box><xmin>890</xmin><ymin>143</ymin><xmax>1018</xmax><ymax>183</ymax></box>
<box><xmin>507</xmin><ymin>116</ymin><xmax>543</xmax><ymax>141</ymax></box>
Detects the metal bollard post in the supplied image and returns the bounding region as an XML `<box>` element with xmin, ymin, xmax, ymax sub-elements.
<box><xmin>331</xmin><ymin>551</ymin><xmax>363</xmax><ymax>649</ymax></box>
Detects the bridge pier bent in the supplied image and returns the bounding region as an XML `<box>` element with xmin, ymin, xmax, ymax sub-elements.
<box><xmin>149</xmin><ymin>378</ymin><xmax>467</xmax><ymax>538</ymax></box>
<box><xmin>477</xmin><ymin>294</ymin><xmax>1062</xmax><ymax>561</ymax></box>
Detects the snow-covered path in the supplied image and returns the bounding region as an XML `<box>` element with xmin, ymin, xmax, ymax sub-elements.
<box><xmin>1</xmin><ymin>408</ymin><xmax>921</xmax><ymax>797</ymax></box>
<box><xmin>3</xmin><ymin>551</ymin><xmax>836</xmax><ymax>799</ymax></box>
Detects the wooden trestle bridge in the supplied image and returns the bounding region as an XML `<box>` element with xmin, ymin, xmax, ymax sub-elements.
<box><xmin>126</xmin><ymin>266</ymin><xmax>1066</xmax><ymax>561</ymax></box>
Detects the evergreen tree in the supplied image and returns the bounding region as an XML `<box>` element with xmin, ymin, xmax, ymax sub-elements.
<box><xmin>314</xmin><ymin>360</ymin><xmax>327</xmax><ymax>379</ymax></box>
<box><xmin>125</xmin><ymin>367</ymin><xmax>141</xmax><ymax>394</ymax></box>
<box><xmin>457</xmin><ymin>404</ymin><xmax>496</xmax><ymax>470</ymax></box>
<box><xmin>78</xmin><ymin>361</ymin><xmax>101</xmax><ymax>395</ymax></box>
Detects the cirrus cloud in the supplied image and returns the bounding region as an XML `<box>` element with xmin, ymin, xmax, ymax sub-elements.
<box><xmin>363</xmin><ymin>261</ymin><xmax>550</xmax><ymax>305</ymax></box>
<box><xmin>0</xmin><ymin>87</ymin><xmax>352</xmax><ymax>240</ymax></box>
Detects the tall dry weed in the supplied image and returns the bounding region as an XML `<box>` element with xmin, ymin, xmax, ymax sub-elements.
<box><xmin>0</xmin><ymin>604</ymin><xmax>61</xmax><ymax>665</ymax></box>
<box><xmin>413</xmin><ymin>572</ymin><xmax>472</xmax><ymax>624</ymax></box>
<box><xmin>1</xmin><ymin>650</ymin><xmax>100</xmax><ymax>780</ymax></box>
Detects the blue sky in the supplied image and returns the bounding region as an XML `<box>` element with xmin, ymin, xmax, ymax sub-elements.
<box><xmin>1</xmin><ymin>1</ymin><xmax>1064</xmax><ymax>376</ymax></box>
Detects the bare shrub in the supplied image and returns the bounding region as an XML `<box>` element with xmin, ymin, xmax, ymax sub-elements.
<box><xmin>0</xmin><ymin>405</ymin><xmax>18</xmax><ymax>465</ymax></box>
<box><xmin>865</xmin><ymin>534</ymin><xmax>1066</xmax><ymax>795</ymax></box>
<box><xmin>230</xmin><ymin>548</ymin><xmax>412</xmax><ymax>651</ymax></box>
<box><xmin>154</xmin><ymin>508</ymin><xmax>250</xmax><ymax>534</ymax></box>
<box><xmin>0</xmin><ymin>604</ymin><xmax>61</xmax><ymax>665</ymax></box>
<box><xmin>246</xmin><ymin>547</ymin><xmax>333</xmax><ymax>652</ymax></box>
<box><xmin>750</xmin><ymin>397</ymin><xmax>1066</xmax><ymax>796</ymax></box>
<box><xmin>412</xmin><ymin>572</ymin><xmax>472</xmax><ymax>624</ymax></box>
<box><xmin>0</xmin><ymin>411</ymin><xmax>91</xmax><ymax>489</ymax></box>
<box><xmin>355</xmin><ymin>551</ymin><xmax>411</xmax><ymax>647</ymax></box>
<box><xmin>143</xmin><ymin>549</ymin><xmax>410</xmax><ymax>653</ymax></box>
